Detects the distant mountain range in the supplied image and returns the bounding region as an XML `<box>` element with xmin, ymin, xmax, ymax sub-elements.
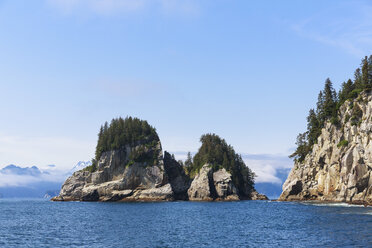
<box><xmin>0</xmin><ymin>161</ymin><xmax>91</xmax><ymax>198</ymax></box>
<box><xmin>1</xmin><ymin>164</ymin><xmax>43</xmax><ymax>176</ymax></box>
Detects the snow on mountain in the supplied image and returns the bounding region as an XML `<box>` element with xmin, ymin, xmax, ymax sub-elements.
<box><xmin>68</xmin><ymin>161</ymin><xmax>92</xmax><ymax>174</ymax></box>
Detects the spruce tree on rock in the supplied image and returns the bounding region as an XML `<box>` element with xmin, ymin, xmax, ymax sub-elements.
<box><xmin>316</xmin><ymin>91</ymin><xmax>325</xmax><ymax>123</ymax></box>
<box><xmin>322</xmin><ymin>78</ymin><xmax>337</xmax><ymax>120</ymax></box>
<box><xmin>185</xmin><ymin>152</ymin><xmax>193</xmax><ymax>167</ymax></box>
<box><xmin>339</xmin><ymin>79</ymin><xmax>355</xmax><ymax>103</ymax></box>
<box><xmin>307</xmin><ymin>109</ymin><xmax>321</xmax><ymax>146</ymax></box>
<box><xmin>361</xmin><ymin>56</ymin><xmax>369</xmax><ymax>89</ymax></box>
<box><xmin>354</xmin><ymin>68</ymin><xmax>362</xmax><ymax>90</ymax></box>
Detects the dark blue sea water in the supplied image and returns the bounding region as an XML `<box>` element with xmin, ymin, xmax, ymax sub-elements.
<box><xmin>0</xmin><ymin>199</ymin><xmax>371</xmax><ymax>247</ymax></box>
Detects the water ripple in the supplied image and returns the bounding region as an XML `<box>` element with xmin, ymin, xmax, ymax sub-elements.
<box><xmin>0</xmin><ymin>199</ymin><xmax>371</xmax><ymax>247</ymax></box>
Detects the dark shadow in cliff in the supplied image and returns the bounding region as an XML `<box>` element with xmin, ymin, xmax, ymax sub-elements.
<box><xmin>163</xmin><ymin>151</ymin><xmax>191</xmax><ymax>200</ymax></box>
<box><xmin>207</xmin><ymin>170</ymin><xmax>218</xmax><ymax>200</ymax></box>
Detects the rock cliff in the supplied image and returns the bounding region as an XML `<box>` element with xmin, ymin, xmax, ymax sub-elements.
<box><xmin>279</xmin><ymin>92</ymin><xmax>372</xmax><ymax>205</ymax></box>
<box><xmin>52</xmin><ymin>141</ymin><xmax>181</xmax><ymax>201</ymax></box>
<box><xmin>53</xmin><ymin>118</ymin><xmax>267</xmax><ymax>202</ymax></box>
<box><xmin>187</xmin><ymin>164</ymin><xmax>267</xmax><ymax>201</ymax></box>
<box><xmin>53</xmin><ymin>152</ymin><xmax>267</xmax><ymax>202</ymax></box>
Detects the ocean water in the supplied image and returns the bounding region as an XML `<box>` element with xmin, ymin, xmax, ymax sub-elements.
<box><xmin>0</xmin><ymin>199</ymin><xmax>371</xmax><ymax>247</ymax></box>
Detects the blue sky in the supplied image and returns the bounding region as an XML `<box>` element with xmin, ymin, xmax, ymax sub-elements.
<box><xmin>0</xmin><ymin>0</ymin><xmax>372</xmax><ymax>183</ymax></box>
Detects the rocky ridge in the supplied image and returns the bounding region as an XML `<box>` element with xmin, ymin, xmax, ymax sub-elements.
<box><xmin>279</xmin><ymin>92</ymin><xmax>372</xmax><ymax>205</ymax></box>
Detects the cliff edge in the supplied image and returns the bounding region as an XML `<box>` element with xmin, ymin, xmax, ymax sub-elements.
<box><xmin>279</xmin><ymin>92</ymin><xmax>372</xmax><ymax>205</ymax></box>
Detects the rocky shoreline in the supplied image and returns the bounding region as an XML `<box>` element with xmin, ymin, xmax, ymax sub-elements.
<box><xmin>275</xmin><ymin>199</ymin><xmax>371</xmax><ymax>207</ymax></box>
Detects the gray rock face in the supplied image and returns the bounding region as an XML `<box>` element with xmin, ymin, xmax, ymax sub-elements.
<box><xmin>187</xmin><ymin>165</ymin><xmax>214</xmax><ymax>201</ymax></box>
<box><xmin>187</xmin><ymin>164</ymin><xmax>266</xmax><ymax>201</ymax></box>
<box><xmin>279</xmin><ymin>92</ymin><xmax>372</xmax><ymax>205</ymax></box>
<box><xmin>53</xmin><ymin>142</ymin><xmax>175</xmax><ymax>202</ymax></box>
<box><xmin>213</xmin><ymin>168</ymin><xmax>239</xmax><ymax>200</ymax></box>
<box><xmin>163</xmin><ymin>151</ymin><xmax>190</xmax><ymax>200</ymax></box>
<box><xmin>250</xmin><ymin>191</ymin><xmax>269</xmax><ymax>200</ymax></box>
<box><xmin>53</xmin><ymin>142</ymin><xmax>267</xmax><ymax>202</ymax></box>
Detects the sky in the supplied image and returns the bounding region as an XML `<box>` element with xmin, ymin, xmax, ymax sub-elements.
<box><xmin>1</xmin><ymin>0</ymin><xmax>372</xmax><ymax>184</ymax></box>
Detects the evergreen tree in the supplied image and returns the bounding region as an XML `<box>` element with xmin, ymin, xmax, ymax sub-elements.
<box><xmin>94</xmin><ymin>117</ymin><xmax>159</xmax><ymax>166</ymax></box>
<box><xmin>354</xmin><ymin>68</ymin><xmax>362</xmax><ymax>89</ymax></box>
<box><xmin>290</xmin><ymin>54</ymin><xmax>372</xmax><ymax>163</ymax></box>
<box><xmin>361</xmin><ymin>56</ymin><xmax>369</xmax><ymax>89</ymax></box>
<box><xmin>95</xmin><ymin>126</ymin><xmax>105</xmax><ymax>162</ymax></box>
<box><xmin>222</xmin><ymin>152</ymin><xmax>229</xmax><ymax>170</ymax></box>
<box><xmin>316</xmin><ymin>91</ymin><xmax>325</xmax><ymax>123</ymax></box>
<box><xmin>368</xmin><ymin>55</ymin><xmax>372</xmax><ymax>89</ymax></box>
<box><xmin>322</xmin><ymin>78</ymin><xmax>337</xmax><ymax>120</ymax></box>
<box><xmin>339</xmin><ymin>79</ymin><xmax>355</xmax><ymax>103</ymax></box>
<box><xmin>289</xmin><ymin>132</ymin><xmax>310</xmax><ymax>162</ymax></box>
<box><xmin>190</xmin><ymin>133</ymin><xmax>255</xmax><ymax>191</ymax></box>
<box><xmin>184</xmin><ymin>152</ymin><xmax>193</xmax><ymax>167</ymax></box>
<box><xmin>307</xmin><ymin>109</ymin><xmax>321</xmax><ymax>146</ymax></box>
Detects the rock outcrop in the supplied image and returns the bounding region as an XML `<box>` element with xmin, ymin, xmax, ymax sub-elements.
<box><xmin>53</xmin><ymin>141</ymin><xmax>180</xmax><ymax>202</ymax></box>
<box><xmin>163</xmin><ymin>151</ymin><xmax>191</xmax><ymax>200</ymax></box>
<box><xmin>187</xmin><ymin>164</ymin><xmax>267</xmax><ymax>201</ymax></box>
<box><xmin>279</xmin><ymin>92</ymin><xmax>372</xmax><ymax>205</ymax></box>
<box><xmin>54</xmin><ymin>152</ymin><xmax>268</xmax><ymax>202</ymax></box>
<box><xmin>187</xmin><ymin>165</ymin><xmax>215</xmax><ymax>201</ymax></box>
<box><xmin>53</xmin><ymin>118</ymin><xmax>268</xmax><ymax>202</ymax></box>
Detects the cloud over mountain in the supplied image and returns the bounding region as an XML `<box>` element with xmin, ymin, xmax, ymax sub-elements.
<box><xmin>0</xmin><ymin>161</ymin><xmax>91</xmax><ymax>197</ymax></box>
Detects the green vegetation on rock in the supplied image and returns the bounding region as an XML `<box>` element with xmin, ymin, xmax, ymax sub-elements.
<box><xmin>82</xmin><ymin>164</ymin><xmax>96</xmax><ymax>172</ymax></box>
<box><xmin>337</xmin><ymin>140</ymin><xmax>349</xmax><ymax>148</ymax></box>
<box><xmin>186</xmin><ymin>133</ymin><xmax>255</xmax><ymax>192</ymax></box>
<box><xmin>290</xmin><ymin>55</ymin><xmax>372</xmax><ymax>163</ymax></box>
<box><xmin>89</xmin><ymin>117</ymin><xmax>159</xmax><ymax>171</ymax></box>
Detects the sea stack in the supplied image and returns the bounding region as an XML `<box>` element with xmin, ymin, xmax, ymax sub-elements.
<box><xmin>52</xmin><ymin>117</ymin><xmax>267</xmax><ymax>202</ymax></box>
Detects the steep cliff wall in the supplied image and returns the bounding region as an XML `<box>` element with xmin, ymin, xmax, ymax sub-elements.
<box><xmin>187</xmin><ymin>164</ymin><xmax>267</xmax><ymax>201</ymax></box>
<box><xmin>53</xmin><ymin>141</ymin><xmax>187</xmax><ymax>201</ymax></box>
<box><xmin>53</xmin><ymin>144</ymin><xmax>267</xmax><ymax>202</ymax></box>
<box><xmin>280</xmin><ymin>92</ymin><xmax>372</xmax><ymax>205</ymax></box>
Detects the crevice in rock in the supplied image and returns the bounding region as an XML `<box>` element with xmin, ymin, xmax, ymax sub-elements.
<box><xmin>207</xmin><ymin>170</ymin><xmax>218</xmax><ymax>200</ymax></box>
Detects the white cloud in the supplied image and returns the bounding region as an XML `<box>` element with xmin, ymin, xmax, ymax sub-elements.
<box><xmin>243</xmin><ymin>154</ymin><xmax>292</xmax><ymax>184</ymax></box>
<box><xmin>0</xmin><ymin>171</ymin><xmax>67</xmax><ymax>187</ymax></box>
<box><xmin>0</xmin><ymin>174</ymin><xmax>41</xmax><ymax>187</ymax></box>
<box><xmin>0</xmin><ymin>133</ymin><xmax>94</xmax><ymax>171</ymax></box>
<box><xmin>291</xmin><ymin>2</ymin><xmax>372</xmax><ymax>57</ymax></box>
<box><xmin>47</xmin><ymin>0</ymin><xmax>200</xmax><ymax>16</ymax></box>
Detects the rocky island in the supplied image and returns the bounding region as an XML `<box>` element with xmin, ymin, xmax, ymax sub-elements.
<box><xmin>52</xmin><ymin>117</ymin><xmax>267</xmax><ymax>202</ymax></box>
<box><xmin>280</xmin><ymin>56</ymin><xmax>372</xmax><ymax>205</ymax></box>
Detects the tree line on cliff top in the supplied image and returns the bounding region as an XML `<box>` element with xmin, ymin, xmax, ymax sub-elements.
<box><xmin>84</xmin><ymin>117</ymin><xmax>159</xmax><ymax>172</ymax></box>
<box><xmin>183</xmin><ymin>133</ymin><xmax>256</xmax><ymax>191</ymax></box>
<box><xmin>87</xmin><ymin>117</ymin><xmax>255</xmax><ymax>189</ymax></box>
<box><xmin>290</xmin><ymin>55</ymin><xmax>372</xmax><ymax>163</ymax></box>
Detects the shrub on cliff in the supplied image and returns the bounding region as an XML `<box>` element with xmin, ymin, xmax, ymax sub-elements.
<box><xmin>337</xmin><ymin>140</ymin><xmax>349</xmax><ymax>148</ymax></box>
